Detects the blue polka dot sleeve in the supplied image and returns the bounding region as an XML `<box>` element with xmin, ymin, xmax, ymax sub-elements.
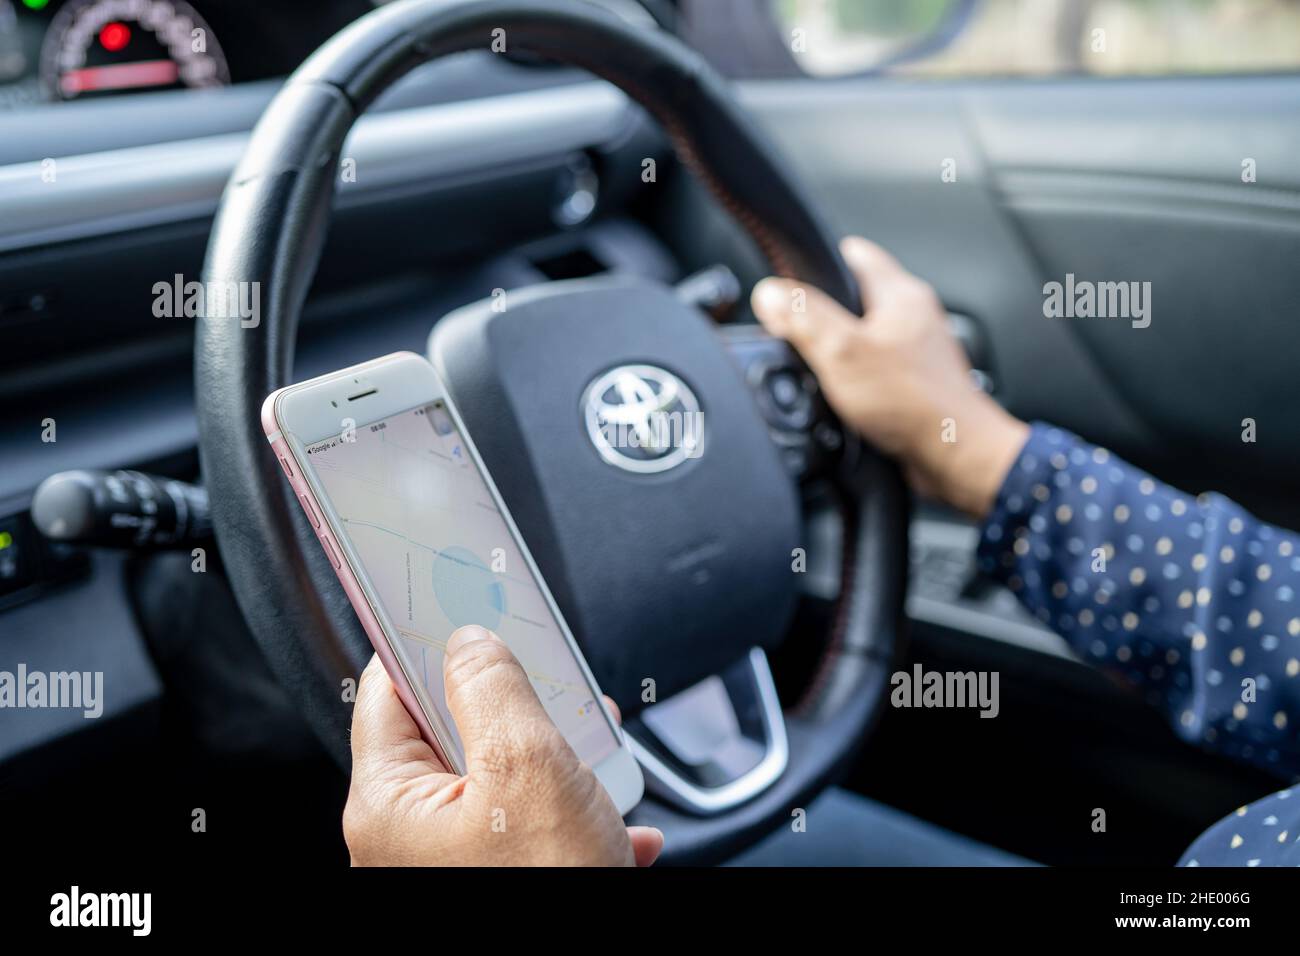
<box><xmin>977</xmin><ymin>422</ymin><xmax>1300</xmax><ymax>775</ymax></box>
<box><xmin>978</xmin><ymin>423</ymin><xmax>1300</xmax><ymax>865</ymax></box>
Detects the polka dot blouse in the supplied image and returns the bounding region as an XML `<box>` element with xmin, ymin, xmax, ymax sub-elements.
<box><xmin>977</xmin><ymin>423</ymin><xmax>1300</xmax><ymax>866</ymax></box>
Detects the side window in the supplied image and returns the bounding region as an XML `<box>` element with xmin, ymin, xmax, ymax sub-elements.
<box><xmin>765</xmin><ymin>0</ymin><xmax>1300</xmax><ymax>77</ymax></box>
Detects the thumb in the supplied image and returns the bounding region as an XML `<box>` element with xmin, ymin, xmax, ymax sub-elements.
<box><xmin>627</xmin><ymin>826</ymin><xmax>664</xmax><ymax>867</ymax></box>
<box><xmin>441</xmin><ymin>625</ymin><xmax>570</xmax><ymax>779</ymax></box>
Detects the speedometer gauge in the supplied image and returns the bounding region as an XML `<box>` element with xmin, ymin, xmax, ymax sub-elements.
<box><xmin>39</xmin><ymin>0</ymin><xmax>229</xmax><ymax>101</ymax></box>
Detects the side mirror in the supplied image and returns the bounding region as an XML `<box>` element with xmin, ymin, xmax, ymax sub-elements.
<box><xmin>768</xmin><ymin>0</ymin><xmax>977</xmax><ymax>75</ymax></box>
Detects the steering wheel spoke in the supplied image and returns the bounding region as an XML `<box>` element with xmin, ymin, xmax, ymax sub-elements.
<box><xmin>624</xmin><ymin>647</ymin><xmax>788</xmax><ymax>816</ymax></box>
<box><xmin>719</xmin><ymin>323</ymin><xmax>851</xmax><ymax>482</ymax></box>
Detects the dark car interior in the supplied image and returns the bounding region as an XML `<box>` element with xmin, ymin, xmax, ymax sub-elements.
<box><xmin>3</xmin><ymin>0</ymin><xmax>1298</xmax><ymax>869</ymax></box>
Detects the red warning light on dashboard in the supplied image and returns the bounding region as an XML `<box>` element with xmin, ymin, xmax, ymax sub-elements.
<box><xmin>99</xmin><ymin>22</ymin><xmax>131</xmax><ymax>53</ymax></box>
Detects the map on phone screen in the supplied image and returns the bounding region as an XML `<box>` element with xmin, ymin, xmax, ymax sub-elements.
<box><xmin>304</xmin><ymin>401</ymin><xmax>619</xmax><ymax>768</ymax></box>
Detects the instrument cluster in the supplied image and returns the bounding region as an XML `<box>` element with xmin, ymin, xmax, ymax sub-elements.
<box><xmin>0</xmin><ymin>0</ymin><xmax>373</xmax><ymax>109</ymax></box>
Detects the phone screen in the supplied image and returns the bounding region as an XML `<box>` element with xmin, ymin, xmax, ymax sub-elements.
<box><xmin>301</xmin><ymin>400</ymin><xmax>619</xmax><ymax>769</ymax></box>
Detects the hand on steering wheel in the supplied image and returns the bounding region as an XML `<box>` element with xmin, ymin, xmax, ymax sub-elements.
<box><xmin>751</xmin><ymin>236</ymin><xmax>1029</xmax><ymax>520</ymax></box>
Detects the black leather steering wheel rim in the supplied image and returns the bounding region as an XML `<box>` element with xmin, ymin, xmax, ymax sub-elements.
<box><xmin>196</xmin><ymin>0</ymin><xmax>907</xmax><ymax>864</ymax></box>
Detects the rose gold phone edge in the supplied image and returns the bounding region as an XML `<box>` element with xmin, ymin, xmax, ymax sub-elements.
<box><xmin>261</xmin><ymin>351</ymin><xmax>644</xmax><ymax>815</ymax></box>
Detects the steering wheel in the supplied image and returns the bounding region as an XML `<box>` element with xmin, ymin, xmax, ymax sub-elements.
<box><xmin>195</xmin><ymin>0</ymin><xmax>907</xmax><ymax>865</ymax></box>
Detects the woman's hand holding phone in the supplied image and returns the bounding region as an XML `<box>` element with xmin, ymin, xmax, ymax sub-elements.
<box><xmin>267</xmin><ymin>352</ymin><xmax>645</xmax><ymax>813</ymax></box>
<box><xmin>344</xmin><ymin>625</ymin><xmax>664</xmax><ymax>867</ymax></box>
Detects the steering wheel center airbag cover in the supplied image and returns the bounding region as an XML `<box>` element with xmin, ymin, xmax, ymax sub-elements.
<box><xmin>430</xmin><ymin>276</ymin><xmax>802</xmax><ymax>713</ymax></box>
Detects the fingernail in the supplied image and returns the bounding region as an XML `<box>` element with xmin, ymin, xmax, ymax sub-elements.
<box><xmin>447</xmin><ymin>625</ymin><xmax>494</xmax><ymax>654</ymax></box>
<box><xmin>751</xmin><ymin>278</ymin><xmax>788</xmax><ymax>322</ymax></box>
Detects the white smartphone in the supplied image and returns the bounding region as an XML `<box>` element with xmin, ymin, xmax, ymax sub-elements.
<box><xmin>262</xmin><ymin>351</ymin><xmax>644</xmax><ymax>814</ymax></box>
